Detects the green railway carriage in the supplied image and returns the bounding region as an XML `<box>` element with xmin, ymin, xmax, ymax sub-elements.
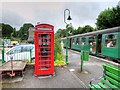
<box><xmin>80</xmin><ymin>36</ymin><xmax>90</xmax><ymax>51</ymax></box>
<box><xmin>71</xmin><ymin>36</ymin><xmax>90</xmax><ymax>51</ymax></box>
<box><xmin>102</xmin><ymin>32</ymin><xmax>120</xmax><ymax>59</ymax></box>
<box><xmin>61</xmin><ymin>26</ymin><xmax>120</xmax><ymax>62</ymax></box>
<box><xmin>70</xmin><ymin>35</ymin><xmax>100</xmax><ymax>54</ymax></box>
<box><xmin>71</xmin><ymin>37</ymin><xmax>81</xmax><ymax>51</ymax></box>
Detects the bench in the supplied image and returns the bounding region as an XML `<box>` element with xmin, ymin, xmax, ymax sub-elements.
<box><xmin>89</xmin><ymin>64</ymin><xmax>120</xmax><ymax>90</ymax></box>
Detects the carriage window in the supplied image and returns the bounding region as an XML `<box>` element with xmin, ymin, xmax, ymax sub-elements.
<box><xmin>76</xmin><ymin>38</ymin><xmax>80</xmax><ymax>45</ymax></box>
<box><xmin>81</xmin><ymin>37</ymin><xmax>86</xmax><ymax>45</ymax></box>
<box><xmin>89</xmin><ymin>37</ymin><xmax>94</xmax><ymax>45</ymax></box>
<box><xmin>105</xmin><ymin>34</ymin><xmax>116</xmax><ymax>48</ymax></box>
<box><xmin>72</xmin><ymin>38</ymin><xmax>75</xmax><ymax>44</ymax></box>
<box><xmin>89</xmin><ymin>36</ymin><xmax>96</xmax><ymax>45</ymax></box>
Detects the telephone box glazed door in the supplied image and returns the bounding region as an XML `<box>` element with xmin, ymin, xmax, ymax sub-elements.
<box><xmin>34</xmin><ymin>24</ymin><xmax>54</xmax><ymax>76</ymax></box>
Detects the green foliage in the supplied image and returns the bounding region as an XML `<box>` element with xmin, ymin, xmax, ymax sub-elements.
<box><xmin>56</xmin><ymin>29</ymin><xmax>66</xmax><ymax>38</ymax></box>
<box><xmin>11</xmin><ymin>28</ymin><xmax>17</xmax><ymax>37</ymax></box>
<box><xmin>56</xmin><ymin>53</ymin><xmax>64</xmax><ymax>61</ymax></box>
<box><xmin>54</xmin><ymin>33</ymin><xmax>65</xmax><ymax>65</ymax></box>
<box><xmin>96</xmin><ymin>6</ymin><xmax>120</xmax><ymax>29</ymax></box>
<box><xmin>10</xmin><ymin>36</ymin><xmax>21</xmax><ymax>42</ymax></box>
<box><xmin>56</xmin><ymin>25</ymin><xmax>95</xmax><ymax>38</ymax></box>
<box><xmin>0</xmin><ymin>23</ymin><xmax>34</xmax><ymax>41</ymax></box>
<box><xmin>55</xmin><ymin>25</ymin><xmax>74</xmax><ymax>38</ymax></box>
<box><xmin>18</xmin><ymin>23</ymin><xmax>34</xmax><ymax>40</ymax></box>
<box><xmin>54</xmin><ymin>60</ymin><xmax>66</xmax><ymax>66</ymax></box>
<box><xmin>1</xmin><ymin>23</ymin><xmax>14</xmax><ymax>38</ymax></box>
<box><xmin>54</xmin><ymin>38</ymin><xmax>66</xmax><ymax>66</ymax></box>
<box><xmin>81</xmin><ymin>25</ymin><xmax>95</xmax><ymax>33</ymax></box>
<box><xmin>54</xmin><ymin>38</ymin><xmax>62</xmax><ymax>54</ymax></box>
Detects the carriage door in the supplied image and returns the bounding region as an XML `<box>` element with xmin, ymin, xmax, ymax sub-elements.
<box><xmin>34</xmin><ymin>24</ymin><xmax>54</xmax><ymax>76</ymax></box>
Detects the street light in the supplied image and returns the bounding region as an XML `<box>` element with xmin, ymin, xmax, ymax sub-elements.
<box><xmin>64</xmin><ymin>9</ymin><xmax>72</xmax><ymax>24</ymax></box>
<box><xmin>64</xmin><ymin>9</ymin><xmax>72</xmax><ymax>65</ymax></box>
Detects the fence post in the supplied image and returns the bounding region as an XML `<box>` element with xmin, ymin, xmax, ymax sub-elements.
<box><xmin>30</xmin><ymin>49</ymin><xmax>32</xmax><ymax>63</ymax></box>
<box><xmin>2</xmin><ymin>40</ymin><xmax>5</xmax><ymax>64</ymax></box>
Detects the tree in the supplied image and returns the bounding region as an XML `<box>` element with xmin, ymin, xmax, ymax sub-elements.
<box><xmin>1</xmin><ymin>23</ymin><xmax>14</xmax><ymax>38</ymax></box>
<box><xmin>11</xmin><ymin>28</ymin><xmax>17</xmax><ymax>37</ymax></box>
<box><xmin>56</xmin><ymin>25</ymin><xmax>95</xmax><ymax>38</ymax></box>
<box><xmin>18</xmin><ymin>23</ymin><xmax>34</xmax><ymax>40</ymax></box>
<box><xmin>96</xmin><ymin>6</ymin><xmax>120</xmax><ymax>29</ymax></box>
<box><xmin>55</xmin><ymin>29</ymin><xmax>66</xmax><ymax>38</ymax></box>
<box><xmin>55</xmin><ymin>25</ymin><xmax>74</xmax><ymax>38</ymax></box>
<box><xmin>81</xmin><ymin>25</ymin><xmax>95</xmax><ymax>33</ymax></box>
<box><xmin>72</xmin><ymin>29</ymin><xmax>78</xmax><ymax>35</ymax></box>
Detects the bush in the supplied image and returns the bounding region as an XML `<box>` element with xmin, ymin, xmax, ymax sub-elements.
<box><xmin>54</xmin><ymin>38</ymin><xmax>62</xmax><ymax>54</ymax></box>
<box><xmin>54</xmin><ymin>60</ymin><xmax>66</xmax><ymax>66</ymax></box>
<box><xmin>54</xmin><ymin>35</ymin><xmax>66</xmax><ymax>66</ymax></box>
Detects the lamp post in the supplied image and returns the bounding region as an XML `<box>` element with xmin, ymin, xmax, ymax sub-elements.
<box><xmin>64</xmin><ymin>9</ymin><xmax>72</xmax><ymax>65</ymax></box>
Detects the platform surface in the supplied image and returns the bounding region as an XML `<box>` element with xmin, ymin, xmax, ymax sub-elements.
<box><xmin>2</xmin><ymin>49</ymin><xmax>119</xmax><ymax>88</ymax></box>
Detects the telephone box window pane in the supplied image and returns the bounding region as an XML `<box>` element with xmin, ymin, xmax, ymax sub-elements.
<box><xmin>38</xmin><ymin>28</ymin><xmax>52</xmax><ymax>30</ymax></box>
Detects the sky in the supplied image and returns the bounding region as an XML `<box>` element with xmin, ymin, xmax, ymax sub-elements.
<box><xmin>0</xmin><ymin>0</ymin><xmax>120</xmax><ymax>32</ymax></box>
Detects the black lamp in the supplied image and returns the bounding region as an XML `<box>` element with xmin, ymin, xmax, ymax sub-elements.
<box><xmin>67</xmin><ymin>15</ymin><xmax>72</xmax><ymax>20</ymax></box>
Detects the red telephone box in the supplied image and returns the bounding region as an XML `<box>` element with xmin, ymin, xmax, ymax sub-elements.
<box><xmin>34</xmin><ymin>23</ymin><xmax>54</xmax><ymax>76</ymax></box>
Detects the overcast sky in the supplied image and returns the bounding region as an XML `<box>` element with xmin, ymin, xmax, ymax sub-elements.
<box><xmin>0</xmin><ymin>0</ymin><xmax>120</xmax><ymax>32</ymax></box>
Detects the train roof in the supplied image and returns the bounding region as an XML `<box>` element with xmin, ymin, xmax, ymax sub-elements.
<box><xmin>61</xmin><ymin>26</ymin><xmax>120</xmax><ymax>39</ymax></box>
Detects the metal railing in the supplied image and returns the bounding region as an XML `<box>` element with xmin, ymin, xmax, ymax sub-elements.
<box><xmin>0</xmin><ymin>41</ymin><xmax>33</xmax><ymax>65</ymax></box>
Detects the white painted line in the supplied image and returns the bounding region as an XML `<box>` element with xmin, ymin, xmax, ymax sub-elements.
<box><xmin>70</xmin><ymin>71</ymin><xmax>87</xmax><ymax>88</ymax></box>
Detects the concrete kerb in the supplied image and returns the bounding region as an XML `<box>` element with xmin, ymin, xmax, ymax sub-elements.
<box><xmin>70</xmin><ymin>71</ymin><xmax>87</xmax><ymax>88</ymax></box>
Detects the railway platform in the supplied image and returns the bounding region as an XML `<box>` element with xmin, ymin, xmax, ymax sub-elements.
<box><xmin>62</xmin><ymin>49</ymin><xmax>119</xmax><ymax>87</ymax></box>
<box><xmin>1</xmin><ymin>49</ymin><xmax>119</xmax><ymax>88</ymax></box>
